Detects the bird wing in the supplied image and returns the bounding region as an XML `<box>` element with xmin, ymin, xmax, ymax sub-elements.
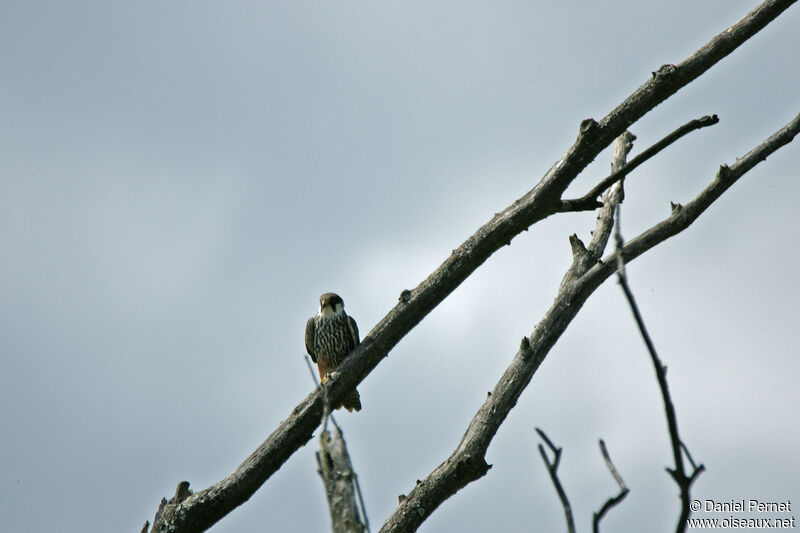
<box><xmin>305</xmin><ymin>317</ymin><xmax>317</xmax><ymax>363</ymax></box>
<box><xmin>347</xmin><ymin>315</ymin><xmax>360</xmax><ymax>349</ymax></box>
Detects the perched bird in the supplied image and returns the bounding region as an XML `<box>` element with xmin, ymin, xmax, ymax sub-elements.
<box><xmin>305</xmin><ymin>293</ymin><xmax>362</xmax><ymax>412</ymax></box>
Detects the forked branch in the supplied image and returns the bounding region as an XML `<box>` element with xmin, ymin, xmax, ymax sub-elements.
<box><xmin>560</xmin><ymin>115</ymin><xmax>719</xmax><ymax>213</ymax></box>
<box><xmin>535</xmin><ymin>428</ymin><xmax>575</xmax><ymax>533</ymax></box>
<box><xmin>593</xmin><ymin>440</ymin><xmax>629</xmax><ymax>533</ymax></box>
<box><xmin>613</xmin><ymin>212</ymin><xmax>704</xmax><ymax>533</ymax></box>
<box><xmin>144</xmin><ymin>2</ymin><xmax>798</xmax><ymax>530</ymax></box>
<box><xmin>380</xmin><ymin>113</ymin><xmax>800</xmax><ymax>533</ymax></box>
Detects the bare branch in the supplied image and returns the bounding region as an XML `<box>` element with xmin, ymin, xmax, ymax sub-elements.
<box><xmin>601</xmin><ymin>117</ymin><xmax>800</xmax><ymax>530</ymax></box>
<box><xmin>585</xmin><ymin>111</ymin><xmax>800</xmax><ymax>291</ymax></box>
<box><xmin>305</xmin><ymin>354</ymin><xmax>321</xmax><ymax>386</ymax></box>
<box><xmin>379</xmin><ymin>112</ymin><xmax>800</xmax><ymax>533</ymax></box>
<box><xmin>590</xmin><ymin>131</ymin><xmax>635</xmax><ymax>255</ymax></box>
<box><xmin>579</xmin><ymin>132</ymin><xmax>633</xmax><ymax>533</ymax></box>
<box><xmin>680</xmin><ymin>441</ymin><xmax>700</xmax><ymax>472</ymax></box>
<box><xmin>571</xmin><ymin>131</ymin><xmax>632</xmax><ymax>533</ymax></box>
<box><xmin>308</xmin><ymin>356</ymin><xmax>368</xmax><ymax>532</ymax></box>
<box><xmin>534</xmin><ymin>427</ymin><xmax>559</xmax><ymax>459</ymax></box>
<box><xmin>144</xmin><ymin>481</ymin><xmax>192</xmax><ymax>533</ymax></box>
<box><xmin>560</xmin><ymin>115</ymin><xmax>719</xmax><ymax>213</ymax></box>
<box><xmin>614</xmin><ymin>265</ymin><xmax>705</xmax><ymax>533</ymax></box>
<box><xmin>535</xmin><ymin>429</ymin><xmax>575</xmax><ymax>533</ymax></box>
<box><xmin>353</xmin><ymin>463</ymin><xmax>371</xmax><ymax>533</ymax></box>
<box><xmin>144</xmin><ymin>3</ymin><xmax>798</xmax><ymax>530</ymax></box>
<box><xmin>317</xmin><ymin>424</ymin><xmax>369</xmax><ymax>533</ymax></box>
<box><xmin>600</xmin><ymin>114</ymin><xmax>800</xmax><ymax>528</ymax></box>
<box><xmin>593</xmin><ymin>440</ymin><xmax>629</xmax><ymax>533</ymax></box>
<box><xmin>599</xmin><ymin>440</ymin><xmax>626</xmax><ymax>491</ymax></box>
<box><xmin>562</xmin><ymin>128</ymin><xmax>633</xmax><ymax>293</ymax></box>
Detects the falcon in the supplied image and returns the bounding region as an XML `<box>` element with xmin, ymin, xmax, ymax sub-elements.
<box><xmin>305</xmin><ymin>293</ymin><xmax>362</xmax><ymax>412</ymax></box>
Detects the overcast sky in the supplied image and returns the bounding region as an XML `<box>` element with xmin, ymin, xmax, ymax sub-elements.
<box><xmin>2</xmin><ymin>2</ymin><xmax>799</xmax><ymax>532</ymax></box>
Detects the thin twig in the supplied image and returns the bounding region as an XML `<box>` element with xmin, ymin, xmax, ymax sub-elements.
<box><xmin>304</xmin><ymin>355</ymin><xmax>321</xmax><ymax>386</ymax></box>
<box><xmin>338</xmin><ymin>425</ymin><xmax>371</xmax><ymax>533</ymax></box>
<box><xmin>613</xmin><ymin>204</ymin><xmax>704</xmax><ymax>533</ymax></box>
<box><xmin>592</xmin><ymin>439</ymin><xmax>629</xmax><ymax>533</ymax></box>
<box><xmin>560</xmin><ymin>115</ymin><xmax>719</xmax><ymax>213</ymax></box>
<box><xmin>535</xmin><ymin>428</ymin><xmax>575</xmax><ymax>533</ymax></box>
<box><xmin>534</xmin><ymin>427</ymin><xmax>558</xmax><ymax>456</ymax></box>
<box><xmin>680</xmin><ymin>441</ymin><xmax>699</xmax><ymax>472</ymax></box>
<box><xmin>599</xmin><ymin>440</ymin><xmax>626</xmax><ymax>492</ymax></box>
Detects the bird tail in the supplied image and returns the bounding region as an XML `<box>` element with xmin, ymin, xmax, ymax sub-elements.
<box><xmin>340</xmin><ymin>387</ymin><xmax>362</xmax><ymax>412</ymax></box>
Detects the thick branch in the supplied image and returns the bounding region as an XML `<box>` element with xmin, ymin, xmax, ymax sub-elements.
<box><xmin>380</xmin><ymin>129</ymin><xmax>629</xmax><ymax>533</ymax></box>
<box><xmin>378</xmin><ymin>112</ymin><xmax>800</xmax><ymax>533</ymax></box>
<box><xmin>316</xmin><ymin>425</ymin><xmax>368</xmax><ymax>533</ymax></box>
<box><xmin>145</xmin><ymin>3</ymin><xmax>797</xmax><ymax>530</ymax></box>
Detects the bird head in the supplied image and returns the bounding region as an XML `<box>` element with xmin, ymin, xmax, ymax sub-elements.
<box><xmin>319</xmin><ymin>293</ymin><xmax>345</xmax><ymax>317</ymax></box>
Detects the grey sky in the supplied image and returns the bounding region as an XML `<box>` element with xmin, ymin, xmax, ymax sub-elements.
<box><xmin>2</xmin><ymin>2</ymin><xmax>798</xmax><ymax>532</ymax></box>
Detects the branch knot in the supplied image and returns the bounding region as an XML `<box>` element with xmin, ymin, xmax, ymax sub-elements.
<box><xmin>579</xmin><ymin>118</ymin><xmax>599</xmax><ymax>136</ymax></box>
<box><xmin>520</xmin><ymin>336</ymin><xmax>532</xmax><ymax>358</ymax></box>
<box><xmin>652</xmin><ymin>64</ymin><xmax>677</xmax><ymax>80</ymax></box>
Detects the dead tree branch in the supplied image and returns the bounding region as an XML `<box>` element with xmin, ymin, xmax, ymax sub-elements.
<box><xmin>612</xmin><ymin>212</ymin><xmax>704</xmax><ymax>533</ymax></box>
<box><xmin>378</xmin><ymin>114</ymin><xmax>800</xmax><ymax>533</ymax></box>
<box><xmin>586</xmin><ymin>110</ymin><xmax>800</xmax><ymax>292</ymax></box>
<box><xmin>560</xmin><ymin>115</ymin><xmax>719</xmax><ymax>213</ymax></box>
<box><xmin>593</xmin><ymin>440</ymin><xmax>629</xmax><ymax>533</ymax></box>
<box><xmin>144</xmin><ymin>2</ymin><xmax>797</xmax><ymax>531</ymax></box>
<box><xmin>535</xmin><ymin>428</ymin><xmax>575</xmax><ymax>533</ymax></box>
<box><xmin>307</xmin><ymin>356</ymin><xmax>370</xmax><ymax>533</ymax></box>
<box><xmin>615</xmin><ymin>269</ymin><xmax>704</xmax><ymax>533</ymax></box>
<box><xmin>317</xmin><ymin>424</ymin><xmax>370</xmax><ymax>533</ymax></box>
<box><xmin>535</xmin><ymin>432</ymin><xmax>628</xmax><ymax>533</ymax></box>
<box><xmin>588</xmin><ymin>130</ymin><xmax>634</xmax><ymax>258</ymax></box>
<box><xmin>559</xmin><ymin>133</ymin><xmax>632</xmax><ymax>533</ymax></box>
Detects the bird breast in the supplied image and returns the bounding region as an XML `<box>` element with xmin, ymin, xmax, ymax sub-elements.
<box><xmin>314</xmin><ymin>314</ymin><xmax>354</xmax><ymax>369</ymax></box>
